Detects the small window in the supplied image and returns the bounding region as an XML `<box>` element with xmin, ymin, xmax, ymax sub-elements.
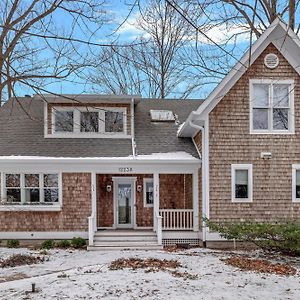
<box><xmin>292</xmin><ymin>167</ymin><xmax>300</xmax><ymax>202</ymax></box>
<box><xmin>250</xmin><ymin>80</ymin><xmax>294</xmax><ymax>134</ymax></box>
<box><xmin>143</xmin><ymin>178</ymin><xmax>154</xmax><ymax>207</ymax></box>
<box><xmin>105</xmin><ymin>111</ymin><xmax>124</xmax><ymax>132</ymax></box>
<box><xmin>80</xmin><ymin>111</ymin><xmax>99</xmax><ymax>132</ymax></box>
<box><xmin>55</xmin><ymin>110</ymin><xmax>74</xmax><ymax>132</ymax></box>
<box><xmin>231</xmin><ymin>164</ymin><xmax>252</xmax><ymax>202</ymax></box>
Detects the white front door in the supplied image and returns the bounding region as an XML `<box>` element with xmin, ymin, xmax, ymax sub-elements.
<box><xmin>115</xmin><ymin>180</ymin><xmax>134</xmax><ymax>228</ymax></box>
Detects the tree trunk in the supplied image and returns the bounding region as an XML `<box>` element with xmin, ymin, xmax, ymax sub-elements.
<box><xmin>289</xmin><ymin>0</ymin><xmax>295</xmax><ymax>30</ymax></box>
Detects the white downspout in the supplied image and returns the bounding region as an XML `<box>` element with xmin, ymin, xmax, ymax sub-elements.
<box><xmin>189</xmin><ymin>120</ymin><xmax>207</xmax><ymax>245</ymax></box>
<box><xmin>131</xmin><ymin>98</ymin><xmax>136</xmax><ymax>158</ymax></box>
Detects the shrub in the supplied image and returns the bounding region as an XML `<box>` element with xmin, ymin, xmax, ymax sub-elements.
<box><xmin>7</xmin><ymin>239</ymin><xmax>20</xmax><ymax>248</ymax></box>
<box><xmin>206</xmin><ymin>219</ymin><xmax>300</xmax><ymax>256</ymax></box>
<box><xmin>56</xmin><ymin>240</ymin><xmax>71</xmax><ymax>248</ymax></box>
<box><xmin>71</xmin><ymin>237</ymin><xmax>86</xmax><ymax>249</ymax></box>
<box><xmin>41</xmin><ymin>240</ymin><xmax>55</xmax><ymax>250</ymax></box>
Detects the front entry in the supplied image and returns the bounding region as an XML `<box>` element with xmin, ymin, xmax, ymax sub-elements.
<box><xmin>114</xmin><ymin>178</ymin><xmax>135</xmax><ymax>228</ymax></box>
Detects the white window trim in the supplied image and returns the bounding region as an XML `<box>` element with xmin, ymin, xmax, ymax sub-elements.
<box><xmin>292</xmin><ymin>165</ymin><xmax>300</xmax><ymax>203</ymax></box>
<box><xmin>0</xmin><ymin>172</ymin><xmax>62</xmax><ymax>211</ymax></box>
<box><xmin>49</xmin><ymin>106</ymin><xmax>129</xmax><ymax>138</ymax></box>
<box><xmin>249</xmin><ymin>79</ymin><xmax>295</xmax><ymax>134</ymax></box>
<box><xmin>231</xmin><ymin>164</ymin><xmax>253</xmax><ymax>203</ymax></box>
<box><xmin>143</xmin><ymin>178</ymin><xmax>154</xmax><ymax>208</ymax></box>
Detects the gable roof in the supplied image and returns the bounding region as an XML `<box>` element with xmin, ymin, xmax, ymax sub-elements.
<box><xmin>0</xmin><ymin>96</ymin><xmax>203</xmax><ymax>159</ymax></box>
<box><xmin>179</xmin><ymin>17</ymin><xmax>300</xmax><ymax>137</ymax></box>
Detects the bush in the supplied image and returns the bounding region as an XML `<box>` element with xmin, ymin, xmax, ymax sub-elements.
<box><xmin>41</xmin><ymin>240</ymin><xmax>55</xmax><ymax>250</ymax></box>
<box><xmin>7</xmin><ymin>239</ymin><xmax>20</xmax><ymax>248</ymax></box>
<box><xmin>206</xmin><ymin>219</ymin><xmax>300</xmax><ymax>256</ymax></box>
<box><xmin>71</xmin><ymin>237</ymin><xmax>86</xmax><ymax>249</ymax></box>
<box><xmin>56</xmin><ymin>240</ymin><xmax>71</xmax><ymax>248</ymax></box>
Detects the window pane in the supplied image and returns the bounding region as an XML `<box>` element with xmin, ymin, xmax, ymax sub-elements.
<box><xmin>25</xmin><ymin>174</ymin><xmax>39</xmax><ymax>188</ymax></box>
<box><xmin>145</xmin><ymin>181</ymin><xmax>154</xmax><ymax>205</ymax></box>
<box><xmin>44</xmin><ymin>189</ymin><xmax>59</xmax><ymax>202</ymax></box>
<box><xmin>80</xmin><ymin>111</ymin><xmax>99</xmax><ymax>132</ymax></box>
<box><xmin>253</xmin><ymin>108</ymin><xmax>268</xmax><ymax>130</ymax></box>
<box><xmin>105</xmin><ymin>111</ymin><xmax>124</xmax><ymax>132</ymax></box>
<box><xmin>6</xmin><ymin>174</ymin><xmax>20</xmax><ymax>187</ymax></box>
<box><xmin>236</xmin><ymin>170</ymin><xmax>248</xmax><ymax>185</ymax></box>
<box><xmin>44</xmin><ymin>174</ymin><xmax>58</xmax><ymax>187</ymax></box>
<box><xmin>55</xmin><ymin>111</ymin><xmax>74</xmax><ymax>132</ymax></box>
<box><xmin>235</xmin><ymin>170</ymin><xmax>248</xmax><ymax>199</ymax></box>
<box><xmin>253</xmin><ymin>84</ymin><xmax>269</xmax><ymax>107</ymax></box>
<box><xmin>273</xmin><ymin>108</ymin><xmax>288</xmax><ymax>130</ymax></box>
<box><xmin>6</xmin><ymin>189</ymin><xmax>21</xmax><ymax>202</ymax></box>
<box><xmin>25</xmin><ymin>189</ymin><xmax>40</xmax><ymax>203</ymax></box>
<box><xmin>296</xmin><ymin>170</ymin><xmax>300</xmax><ymax>199</ymax></box>
<box><xmin>235</xmin><ymin>184</ymin><xmax>248</xmax><ymax>199</ymax></box>
<box><xmin>273</xmin><ymin>84</ymin><xmax>289</xmax><ymax>107</ymax></box>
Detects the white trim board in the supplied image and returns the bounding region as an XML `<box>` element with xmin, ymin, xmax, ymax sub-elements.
<box><xmin>0</xmin><ymin>231</ymin><xmax>88</xmax><ymax>240</ymax></box>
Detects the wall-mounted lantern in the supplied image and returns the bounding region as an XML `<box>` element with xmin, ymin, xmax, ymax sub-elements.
<box><xmin>106</xmin><ymin>185</ymin><xmax>112</xmax><ymax>192</ymax></box>
<box><xmin>137</xmin><ymin>185</ymin><xmax>142</xmax><ymax>193</ymax></box>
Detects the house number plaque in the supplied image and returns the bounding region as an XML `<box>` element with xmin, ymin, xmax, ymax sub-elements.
<box><xmin>119</xmin><ymin>167</ymin><xmax>133</xmax><ymax>173</ymax></box>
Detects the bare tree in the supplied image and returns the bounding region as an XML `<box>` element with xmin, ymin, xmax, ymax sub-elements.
<box><xmin>92</xmin><ymin>0</ymin><xmax>202</xmax><ymax>99</ymax></box>
<box><xmin>0</xmin><ymin>0</ymin><xmax>112</xmax><ymax>105</ymax></box>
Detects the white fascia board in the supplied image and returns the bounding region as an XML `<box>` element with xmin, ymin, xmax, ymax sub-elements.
<box><xmin>179</xmin><ymin>18</ymin><xmax>300</xmax><ymax>137</ymax></box>
<box><xmin>0</xmin><ymin>157</ymin><xmax>200</xmax><ymax>174</ymax></box>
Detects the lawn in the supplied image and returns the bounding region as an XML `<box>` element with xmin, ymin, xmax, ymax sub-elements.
<box><xmin>0</xmin><ymin>247</ymin><xmax>300</xmax><ymax>299</ymax></box>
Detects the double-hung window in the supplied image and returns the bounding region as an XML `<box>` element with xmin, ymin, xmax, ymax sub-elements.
<box><xmin>231</xmin><ymin>164</ymin><xmax>252</xmax><ymax>202</ymax></box>
<box><xmin>250</xmin><ymin>79</ymin><xmax>294</xmax><ymax>133</ymax></box>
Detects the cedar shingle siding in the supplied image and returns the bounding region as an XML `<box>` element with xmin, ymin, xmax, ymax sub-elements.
<box><xmin>208</xmin><ymin>43</ymin><xmax>300</xmax><ymax>222</ymax></box>
<box><xmin>0</xmin><ymin>173</ymin><xmax>91</xmax><ymax>231</ymax></box>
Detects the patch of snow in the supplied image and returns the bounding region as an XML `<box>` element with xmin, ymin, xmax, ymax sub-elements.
<box><xmin>0</xmin><ymin>152</ymin><xmax>199</xmax><ymax>161</ymax></box>
<box><xmin>0</xmin><ymin>247</ymin><xmax>300</xmax><ymax>299</ymax></box>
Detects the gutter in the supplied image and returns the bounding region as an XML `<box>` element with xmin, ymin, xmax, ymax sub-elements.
<box><xmin>189</xmin><ymin>119</ymin><xmax>207</xmax><ymax>246</ymax></box>
<box><xmin>131</xmin><ymin>98</ymin><xmax>136</xmax><ymax>158</ymax></box>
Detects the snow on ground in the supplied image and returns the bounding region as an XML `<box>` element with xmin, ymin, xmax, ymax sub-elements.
<box><xmin>0</xmin><ymin>247</ymin><xmax>300</xmax><ymax>300</ymax></box>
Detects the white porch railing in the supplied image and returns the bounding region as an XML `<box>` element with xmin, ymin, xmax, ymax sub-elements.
<box><xmin>88</xmin><ymin>212</ymin><xmax>96</xmax><ymax>246</ymax></box>
<box><xmin>159</xmin><ymin>209</ymin><xmax>194</xmax><ymax>230</ymax></box>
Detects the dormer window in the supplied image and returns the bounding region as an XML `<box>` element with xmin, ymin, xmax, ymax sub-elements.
<box><xmin>250</xmin><ymin>79</ymin><xmax>294</xmax><ymax>134</ymax></box>
<box><xmin>50</xmin><ymin>106</ymin><xmax>128</xmax><ymax>138</ymax></box>
<box><xmin>105</xmin><ymin>111</ymin><xmax>124</xmax><ymax>132</ymax></box>
<box><xmin>81</xmin><ymin>111</ymin><xmax>99</xmax><ymax>132</ymax></box>
<box><xmin>55</xmin><ymin>110</ymin><xmax>74</xmax><ymax>132</ymax></box>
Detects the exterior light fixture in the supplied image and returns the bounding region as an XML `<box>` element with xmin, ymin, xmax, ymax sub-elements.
<box><xmin>106</xmin><ymin>185</ymin><xmax>112</xmax><ymax>192</ymax></box>
<box><xmin>137</xmin><ymin>185</ymin><xmax>142</xmax><ymax>192</ymax></box>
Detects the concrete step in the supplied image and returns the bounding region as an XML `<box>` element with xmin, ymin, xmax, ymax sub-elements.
<box><xmin>94</xmin><ymin>230</ymin><xmax>155</xmax><ymax>237</ymax></box>
<box><xmin>93</xmin><ymin>240</ymin><xmax>159</xmax><ymax>246</ymax></box>
<box><xmin>87</xmin><ymin>244</ymin><xmax>163</xmax><ymax>251</ymax></box>
<box><xmin>93</xmin><ymin>236</ymin><xmax>157</xmax><ymax>242</ymax></box>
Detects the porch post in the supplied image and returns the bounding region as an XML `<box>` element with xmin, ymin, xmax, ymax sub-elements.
<box><xmin>193</xmin><ymin>170</ymin><xmax>199</xmax><ymax>231</ymax></box>
<box><xmin>153</xmin><ymin>173</ymin><xmax>160</xmax><ymax>231</ymax></box>
<box><xmin>91</xmin><ymin>172</ymin><xmax>97</xmax><ymax>232</ymax></box>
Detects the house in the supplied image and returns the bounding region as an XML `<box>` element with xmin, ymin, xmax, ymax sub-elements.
<box><xmin>0</xmin><ymin>18</ymin><xmax>299</xmax><ymax>249</ymax></box>
<box><xmin>0</xmin><ymin>95</ymin><xmax>203</xmax><ymax>249</ymax></box>
<box><xmin>179</xmin><ymin>17</ymin><xmax>300</xmax><ymax>243</ymax></box>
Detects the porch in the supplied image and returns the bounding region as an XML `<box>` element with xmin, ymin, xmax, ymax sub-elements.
<box><xmin>88</xmin><ymin>171</ymin><xmax>200</xmax><ymax>248</ymax></box>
